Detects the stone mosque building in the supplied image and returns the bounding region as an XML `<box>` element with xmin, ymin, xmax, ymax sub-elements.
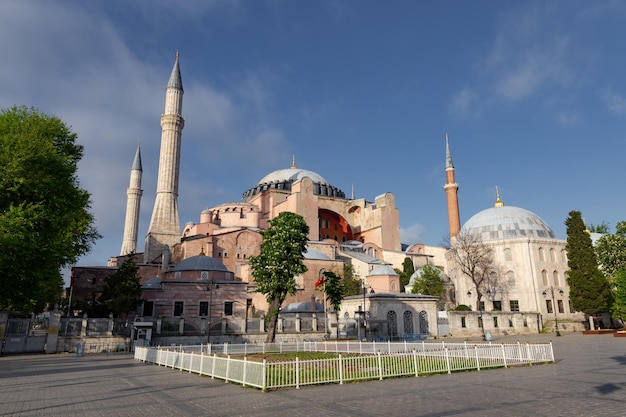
<box><xmin>71</xmin><ymin>54</ymin><xmax>584</xmax><ymax>343</ymax></box>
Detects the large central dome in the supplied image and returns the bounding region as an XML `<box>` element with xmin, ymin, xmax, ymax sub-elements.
<box><xmin>461</xmin><ymin>205</ymin><xmax>556</xmax><ymax>242</ymax></box>
<box><xmin>242</xmin><ymin>161</ymin><xmax>345</xmax><ymax>201</ymax></box>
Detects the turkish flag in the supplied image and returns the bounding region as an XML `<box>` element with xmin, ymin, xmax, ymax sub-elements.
<box><xmin>315</xmin><ymin>276</ymin><xmax>325</xmax><ymax>288</ymax></box>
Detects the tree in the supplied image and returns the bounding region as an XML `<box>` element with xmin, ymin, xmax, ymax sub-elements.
<box><xmin>341</xmin><ymin>264</ymin><xmax>362</xmax><ymax>296</ymax></box>
<box><xmin>319</xmin><ymin>271</ymin><xmax>344</xmax><ymax>338</ymax></box>
<box><xmin>588</xmin><ymin>222</ymin><xmax>610</xmax><ymax>234</ymax></box>
<box><xmin>250</xmin><ymin>212</ymin><xmax>309</xmax><ymax>343</ymax></box>
<box><xmin>410</xmin><ymin>263</ymin><xmax>444</xmax><ymax>298</ymax></box>
<box><xmin>565</xmin><ymin>211</ymin><xmax>612</xmax><ymax>317</ymax></box>
<box><xmin>0</xmin><ymin>106</ymin><xmax>99</xmax><ymax>313</ymax></box>
<box><xmin>446</xmin><ymin>230</ymin><xmax>497</xmax><ymax>311</ymax></box>
<box><xmin>399</xmin><ymin>257</ymin><xmax>415</xmax><ymax>292</ymax></box>
<box><xmin>594</xmin><ymin>221</ymin><xmax>626</xmax><ymax>281</ymax></box>
<box><xmin>99</xmin><ymin>254</ymin><xmax>142</xmax><ymax>318</ymax></box>
<box><xmin>612</xmin><ymin>269</ymin><xmax>626</xmax><ymax>323</ymax></box>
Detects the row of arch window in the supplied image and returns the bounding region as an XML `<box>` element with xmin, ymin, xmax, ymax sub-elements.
<box><xmin>503</xmin><ymin>247</ymin><xmax>567</xmax><ymax>263</ymax></box>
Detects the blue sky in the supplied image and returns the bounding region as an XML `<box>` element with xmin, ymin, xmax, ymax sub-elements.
<box><xmin>1</xmin><ymin>1</ymin><xmax>625</xmax><ymax>282</ymax></box>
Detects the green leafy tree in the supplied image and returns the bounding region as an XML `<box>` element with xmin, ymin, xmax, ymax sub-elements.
<box><xmin>319</xmin><ymin>271</ymin><xmax>345</xmax><ymax>338</ymax></box>
<box><xmin>565</xmin><ymin>211</ymin><xmax>612</xmax><ymax>317</ymax></box>
<box><xmin>250</xmin><ymin>212</ymin><xmax>309</xmax><ymax>342</ymax></box>
<box><xmin>588</xmin><ymin>222</ymin><xmax>610</xmax><ymax>234</ymax></box>
<box><xmin>341</xmin><ymin>264</ymin><xmax>362</xmax><ymax>296</ymax></box>
<box><xmin>399</xmin><ymin>257</ymin><xmax>415</xmax><ymax>292</ymax></box>
<box><xmin>0</xmin><ymin>106</ymin><xmax>99</xmax><ymax>313</ymax></box>
<box><xmin>612</xmin><ymin>269</ymin><xmax>626</xmax><ymax>323</ymax></box>
<box><xmin>99</xmin><ymin>254</ymin><xmax>142</xmax><ymax>318</ymax></box>
<box><xmin>594</xmin><ymin>221</ymin><xmax>626</xmax><ymax>282</ymax></box>
<box><xmin>410</xmin><ymin>263</ymin><xmax>444</xmax><ymax>298</ymax></box>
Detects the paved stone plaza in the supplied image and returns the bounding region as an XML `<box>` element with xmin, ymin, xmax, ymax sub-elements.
<box><xmin>1</xmin><ymin>333</ymin><xmax>624</xmax><ymax>416</ymax></box>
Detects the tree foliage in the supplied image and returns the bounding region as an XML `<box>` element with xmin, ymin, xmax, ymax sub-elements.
<box><xmin>612</xmin><ymin>269</ymin><xmax>626</xmax><ymax>322</ymax></box>
<box><xmin>588</xmin><ymin>222</ymin><xmax>610</xmax><ymax>234</ymax></box>
<box><xmin>341</xmin><ymin>264</ymin><xmax>362</xmax><ymax>296</ymax></box>
<box><xmin>319</xmin><ymin>271</ymin><xmax>344</xmax><ymax>338</ymax></box>
<box><xmin>99</xmin><ymin>254</ymin><xmax>142</xmax><ymax>318</ymax></box>
<box><xmin>594</xmin><ymin>221</ymin><xmax>626</xmax><ymax>281</ymax></box>
<box><xmin>250</xmin><ymin>212</ymin><xmax>309</xmax><ymax>342</ymax></box>
<box><xmin>446</xmin><ymin>230</ymin><xmax>497</xmax><ymax>311</ymax></box>
<box><xmin>565</xmin><ymin>211</ymin><xmax>612</xmax><ymax>316</ymax></box>
<box><xmin>410</xmin><ymin>263</ymin><xmax>444</xmax><ymax>298</ymax></box>
<box><xmin>398</xmin><ymin>257</ymin><xmax>415</xmax><ymax>292</ymax></box>
<box><xmin>0</xmin><ymin>106</ymin><xmax>99</xmax><ymax>313</ymax></box>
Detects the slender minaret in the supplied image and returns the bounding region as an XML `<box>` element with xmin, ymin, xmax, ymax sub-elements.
<box><xmin>145</xmin><ymin>53</ymin><xmax>185</xmax><ymax>263</ymax></box>
<box><xmin>444</xmin><ymin>134</ymin><xmax>461</xmax><ymax>239</ymax></box>
<box><xmin>120</xmin><ymin>143</ymin><xmax>143</xmax><ymax>255</ymax></box>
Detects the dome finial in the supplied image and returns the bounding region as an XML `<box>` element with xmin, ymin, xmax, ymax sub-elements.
<box><xmin>291</xmin><ymin>155</ymin><xmax>297</xmax><ymax>169</ymax></box>
<box><xmin>494</xmin><ymin>186</ymin><xmax>504</xmax><ymax>207</ymax></box>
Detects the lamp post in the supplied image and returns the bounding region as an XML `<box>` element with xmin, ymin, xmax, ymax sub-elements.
<box><xmin>206</xmin><ymin>280</ymin><xmax>219</xmax><ymax>344</ymax></box>
<box><xmin>542</xmin><ymin>286</ymin><xmax>564</xmax><ymax>337</ymax></box>
<box><xmin>467</xmin><ymin>287</ymin><xmax>489</xmax><ymax>340</ymax></box>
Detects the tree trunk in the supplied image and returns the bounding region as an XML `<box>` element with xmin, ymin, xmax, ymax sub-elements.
<box><xmin>265</xmin><ymin>297</ymin><xmax>282</xmax><ymax>343</ymax></box>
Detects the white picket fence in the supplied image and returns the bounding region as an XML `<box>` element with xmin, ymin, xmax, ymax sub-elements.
<box><xmin>134</xmin><ymin>341</ymin><xmax>554</xmax><ymax>390</ymax></box>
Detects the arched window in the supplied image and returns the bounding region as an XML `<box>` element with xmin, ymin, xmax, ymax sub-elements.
<box><xmin>550</xmin><ymin>248</ymin><xmax>556</xmax><ymax>262</ymax></box>
<box><xmin>504</xmin><ymin>248</ymin><xmax>512</xmax><ymax>261</ymax></box>
<box><xmin>507</xmin><ymin>270</ymin><xmax>515</xmax><ymax>287</ymax></box>
<box><xmin>387</xmin><ymin>311</ymin><xmax>398</xmax><ymax>338</ymax></box>
<box><xmin>553</xmin><ymin>270</ymin><xmax>560</xmax><ymax>287</ymax></box>
<box><xmin>539</xmin><ymin>247</ymin><xmax>546</xmax><ymax>262</ymax></box>
<box><xmin>542</xmin><ymin>270</ymin><xmax>548</xmax><ymax>286</ymax></box>
<box><xmin>419</xmin><ymin>311</ymin><xmax>429</xmax><ymax>334</ymax></box>
<box><xmin>403</xmin><ymin>311</ymin><xmax>413</xmax><ymax>335</ymax></box>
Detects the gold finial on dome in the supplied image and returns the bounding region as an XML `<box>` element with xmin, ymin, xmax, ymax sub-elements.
<box><xmin>291</xmin><ymin>155</ymin><xmax>297</xmax><ymax>169</ymax></box>
<box><xmin>494</xmin><ymin>186</ymin><xmax>504</xmax><ymax>207</ymax></box>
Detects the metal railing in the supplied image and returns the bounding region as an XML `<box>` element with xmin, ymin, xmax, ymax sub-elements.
<box><xmin>135</xmin><ymin>340</ymin><xmax>554</xmax><ymax>390</ymax></box>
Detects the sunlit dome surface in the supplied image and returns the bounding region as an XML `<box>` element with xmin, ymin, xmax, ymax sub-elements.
<box><xmin>242</xmin><ymin>162</ymin><xmax>345</xmax><ymax>201</ymax></box>
<box><xmin>258</xmin><ymin>167</ymin><xmax>329</xmax><ymax>185</ymax></box>
<box><xmin>462</xmin><ymin>205</ymin><xmax>556</xmax><ymax>242</ymax></box>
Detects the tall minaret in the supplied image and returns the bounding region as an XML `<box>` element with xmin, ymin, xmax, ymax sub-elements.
<box><xmin>444</xmin><ymin>134</ymin><xmax>461</xmax><ymax>239</ymax></box>
<box><xmin>145</xmin><ymin>53</ymin><xmax>185</xmax><ymax>263</ymax></box>
<box><xmin>120</xmin><ymin>143</ymin><xmax>143</xmax><ymax>255</ymax></box>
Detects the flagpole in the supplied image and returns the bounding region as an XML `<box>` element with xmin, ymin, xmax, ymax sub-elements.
<box><xmin>323</xmin><ymin>279</ymin><xmax>327</xmax><ymax>336</ymax></box>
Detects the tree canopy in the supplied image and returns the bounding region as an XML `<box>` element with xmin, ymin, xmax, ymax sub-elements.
<box><xmin>0</xmin><ymin>106</ymin><xmax>99</xmax><ymax>313</ymax></box>
<box><xmin>99</xmin><ymin>254</ymin><xmax>142</xmax><ymax>319</ymax></box>
<box><xmin>250</xmin><ymin>212</ymin><xmax>309</xmax><ymax>342</ymax></box>
<box><xmin>318</xmin><ymin>271</ymin><xmax>345</xmax><ymax>338</ymax></box>
<box><xmin>446</xmin><ymin>230</ymin><xmax>497</xmax><ymax>311</ymax></box>
<box><xmin>399</xmin><ymin>257</ymin><xmax>415</xmax><ymax>292</ymax></box>
<box><xmin>410</xmin><ymin>263</ymin><xmax>444</xmax><ymax>298</ymax></box>
<box><xmin>565</xmin><ymin>210</ymin><xmax>612</xmax><ymax>316</ymax></box>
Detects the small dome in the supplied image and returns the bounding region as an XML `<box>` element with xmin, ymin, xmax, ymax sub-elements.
<box><xmin>462</xmin><ymin>205</ymin><xmax>555</xmax><ymax>242</ymax></box>
<box><xmin>172</xmin><ymin>255</ymin><xmax>229</xmax><ymax>272</ymax></box>
<box><xmin>368</xmin><ymin>264</ymin><xmax>399</xmax><ymax>277</ymax></box>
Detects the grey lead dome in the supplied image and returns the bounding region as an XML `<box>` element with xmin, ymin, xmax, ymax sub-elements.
<box><xmin>461</xmin><ymin>205</ymin><xmax>556</xmax><ymax>242</ymax></box>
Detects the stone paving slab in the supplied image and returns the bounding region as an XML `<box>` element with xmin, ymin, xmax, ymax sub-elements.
<box><xmin>0</xmin><ymin>333</ymin><xmax>624</xmax><ymax>416</ymax></box>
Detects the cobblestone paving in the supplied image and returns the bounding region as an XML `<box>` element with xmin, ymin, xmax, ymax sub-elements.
<box><xmin>1</xmin><ymin>333</ymin><xmax>624</xmax><ymax>416</ymax></box>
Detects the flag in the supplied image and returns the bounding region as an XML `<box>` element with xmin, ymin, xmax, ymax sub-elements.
<box><xmin>315</xmin><ymin>275</ymin><xmax>325</xmax><ymax>288</ymax></box>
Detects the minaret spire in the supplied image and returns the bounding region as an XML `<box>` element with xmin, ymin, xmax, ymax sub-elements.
<box><xmin>444</xmin><ymin>134</ymin><xmax>461</xmax><ymax>239</ymax></box>
<box><xmin>120</xmin><ymin>143</ymin><xmax>143</xmax><ymax>255</ymax></box>
<box><xmin>145</xmin><ymin>53</ymin><xmax>185</xmax><ymax>263</ymax></box>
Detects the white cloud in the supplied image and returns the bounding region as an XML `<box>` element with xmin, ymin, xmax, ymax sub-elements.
<box><xmin>449</xmin><ymin>88</ymin><xmax>481</xmax><ymax>119</ymax></box>
<box><xmin>602</xmin><ymin>89</ymin><xmax>626</xmax><ymax>115</ymax></box>
<box><xmin>400</xmin><ymin>223</ymin><xmax>426</xmax><ymax>246</ymax></box>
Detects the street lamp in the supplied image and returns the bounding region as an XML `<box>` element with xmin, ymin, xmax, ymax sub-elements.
<box><xmin>355</xmin><ymin>283</ymin><xmax>374</xmax><ymax>341</ymax></box>
<box><xmin>542</xmin><ymin>286</ymin><xmax>564</xmax><ymax>337</ymax></box>
<box><xmin>206</xmin><ymin>281</ymin><xmax>219</xmax><ymax>344</ymax></box>
<box><xmin>467</xmin><ymin>287</ymin><xmax>490</xmax><ymax>340</ymax></box>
